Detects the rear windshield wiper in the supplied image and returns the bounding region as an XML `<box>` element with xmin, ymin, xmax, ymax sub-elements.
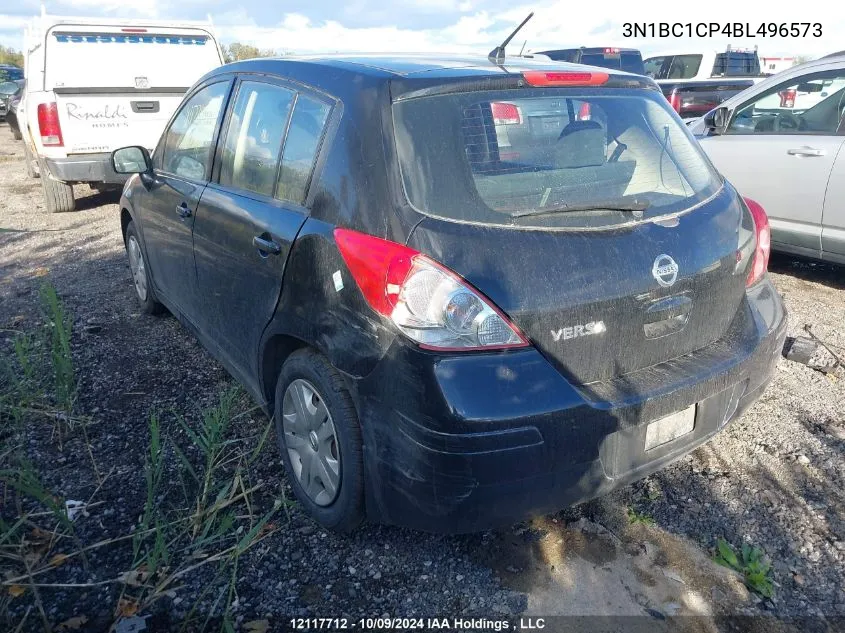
<box><xmin>511</xmin><ymin>197</ymin><xmax>651</xmax><ymax>218</ymax></box>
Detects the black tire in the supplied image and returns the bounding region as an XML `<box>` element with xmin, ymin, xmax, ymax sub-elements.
<box><xmin>23</xmin><ymin>142</ymin><xmax>38</xmax><ymax>179</ymax></box>
<box><xmin>12</xmin><ymin>127</ymin><xmax>22</xmax><ymax>141</ymax></box>
<box><xmin>275</xmin><ymin>349</ymin><xmax>365</xmax><ymax>532</ymax></box>
<box><xmin>38</xmin><ymin>158</ymin><xmax>75</xmax><ymax>213</ymax></box>
<box><xmin>124</xmin><ymin>221</ymin><xmax>164</xmax><ymax>315</ymax></box>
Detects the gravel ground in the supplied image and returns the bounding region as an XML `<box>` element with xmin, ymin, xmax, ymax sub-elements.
<box><xmin>1</xmin><ymin>125</ymin><xmax>844</xmax><ymax>632</ymax></box>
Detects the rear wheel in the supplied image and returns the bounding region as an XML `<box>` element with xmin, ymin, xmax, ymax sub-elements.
<box><xmin>11</xmin><ymin>126</ymin><xmax>22</xmax><ymax>141</ymax></box>
<box><xmin>38</xmin><ymin>158</ymin><xmax>75</xmax><ymax>213</ymax></box>
<box><xmin>125</xmin><ymin>221</ymin><xmax>163</xmax><ymax>315</ymax></box>
<box><xmin>275</xmin><ymin>349</ymin><xmax>364</xmax><ymax>532</ymax></box>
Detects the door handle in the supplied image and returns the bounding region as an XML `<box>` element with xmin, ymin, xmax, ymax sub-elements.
<box><xmin>176</xmin><ymin>202</ymin><xmax>192</xmax><ymax>218</ymax></box>
<box><xmin>787</xmin><ymin>147</ymin><xmax>826</xmax><ymax>157</ymax></box>
<box><xmin>253</xmin><ymin>235</ymin><xmax>282</xmax><ymax>256</ymax></box>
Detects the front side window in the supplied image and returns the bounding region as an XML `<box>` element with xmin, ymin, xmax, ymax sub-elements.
<box><xmin>727</xmin><ymin>70</ymin><xmax>845</xmax><ymax>135</ymax></box>
<box><xmin>162</xmin><ymin>82</ymin><xmax>229</xmax><ymax>180</ymax></box>
<box><xmin>218</xmin><ymin>81</ymin><xmax>295</xmax><ymax>197</ymax></box>
<box><xmin>393</xmin><ymin>88</ymin><xmax>722</xmax><ymax>229</ymax></box>
<box><xmin>276</xmin><ymin>95</ymin><xmax>331</xmax><ymax>205</ymax></box>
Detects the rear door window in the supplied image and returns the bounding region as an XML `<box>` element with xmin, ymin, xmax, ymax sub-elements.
<box><xmin>276</xmin><ymin>95</ymin><xmax>332</xmax><ymax>205</ymax></box>
<box><xmin>218</xmin><ymin>81</ymin><xmax>295</xmax><ymax>197</ymax></box>
<box><xmin>393</xmin><ymin>88</ymin><xmax>721</xmax><ymax>229</ymax></box>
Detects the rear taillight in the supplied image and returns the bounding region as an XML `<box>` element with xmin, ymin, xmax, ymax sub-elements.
<box><xmin>668</xmin><ymin>89</ymin><xmax>681</xmax><ymax>113</ymax></box>
<box><xmin>577</xmin><ymin>102</ymin><xmax>591</xmax><ymax>121</ymax></box>
<box><xmin>334</xmin><ymin>229</ymin><xmax>529</xmax><ymax>351</ymax></box>
<box><xmin>37</xmin><ymin>103</ymin><xmax>63</xmax><ymax>147</ymax></box>
<box><xmin>778</xmin><ymin>88</ymin><xmax>796</xmax><ymax>108</ymax></box>
<box><xmin>744</xmin><ymin>197</ymin><xmax>771</xmax><ymax>287</ymax></box>
<box><xmin>491</xmin><ymin>101</ymin><xmax>522</xmax><ymax>125</ymax></box>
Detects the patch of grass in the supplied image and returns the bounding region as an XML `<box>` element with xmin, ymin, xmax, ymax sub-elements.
<box><xmin>1</xmin><ymin>284</ymin><xmax>287</xmax><ymax>631</ymax></box>
<box><xmin>714</xmin><ymin>537</ymin><xmax>774</xmax><ymax>598</ymax></box>
<box><xmin>118</xmin><ymin>394</ymin><xmax>285</xmax><ymax>629</ymax></box>
<box><xmin>627</xmin><ymin>507</ymin><xmax>656</xmax><ymax>526</ymax></box>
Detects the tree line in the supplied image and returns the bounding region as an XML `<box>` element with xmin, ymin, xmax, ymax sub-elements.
<box><xmin>0</xmin><ymin>45</ymin><xmax>24</xmax><ymax>68</ymax></box>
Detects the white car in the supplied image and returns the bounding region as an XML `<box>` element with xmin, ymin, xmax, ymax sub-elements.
<box><xmin>693</xmin><ymin>54</ymin><xmax>845</xmax><ymax>265</ymax></box>
<box><xmin>21</xmin><ymin>13</ymin><xmax>224</xmax><ymax>212</ymax></box>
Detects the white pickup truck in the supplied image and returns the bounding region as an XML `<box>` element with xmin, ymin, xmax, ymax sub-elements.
<box><xmin>22</xmin><ymin>13</ymin><xmax>224</xmax><ymax>212</ymax></box>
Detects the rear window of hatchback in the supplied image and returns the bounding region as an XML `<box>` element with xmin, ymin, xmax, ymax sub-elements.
<box><xmin>392</xmin><ymin>87</ymin><xmax>722</xmax><ymax>230</ymax></box>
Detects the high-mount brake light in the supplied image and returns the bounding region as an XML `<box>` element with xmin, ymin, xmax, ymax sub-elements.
<box><xmin>604</xmin><ymin>48</ymin><xmax>620</xmax><ymax>54</ymax></box>
<box><xmin>334</xmin><ymin>229</ymin><xmax>529</xmax><ymax>351</ymax></box>
<box><xmin>522</xmin><ymin>71</ymin><xmax>609</xmax><ymax>87</ymax></box>
<box><xmin>121</xmin><ymin>28</ymin><xmax>148</xmax><ymax>33</ymax></box>
<box><xmin>743</xmin><ymin>197</ymin><xmax>771</xmax><ymax>287</ymax></box>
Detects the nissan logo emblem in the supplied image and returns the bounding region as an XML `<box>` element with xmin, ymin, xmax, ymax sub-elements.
<box><xmin>652</xmin><ymin>254</ymin><xmax>679</xmax><ymax>288</ymax></box>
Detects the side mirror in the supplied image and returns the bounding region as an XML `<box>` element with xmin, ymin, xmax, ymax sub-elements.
<box><xmin>704</xmin><ymin>106</ymin><xmax>729</xmax><ymax>135</ymax></box>
<box><xmin>111</xmin><ymin>146</ymin><xmax>151</xmax><ymax>175</ymax></box>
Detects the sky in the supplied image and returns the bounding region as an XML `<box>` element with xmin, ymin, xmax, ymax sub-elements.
<box><xmin>1</xmin><ymin>0</ymin><xmax>843</xmax><ymax>61</ymax></box>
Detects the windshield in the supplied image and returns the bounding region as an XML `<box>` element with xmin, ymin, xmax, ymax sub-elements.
<box><xmin>393</xmin><ymin>87</ymin><xmax>722</xmax><ymax>229</ymax></box>
<box><xmin>45</xmin><ymin>30</ymin><xmax>222</xmax><ymax>89</ymax></box>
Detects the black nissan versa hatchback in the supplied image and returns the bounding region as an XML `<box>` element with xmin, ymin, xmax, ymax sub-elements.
<box><xmin>111</xmin><ymin>54</ymin><xmax>787</xmax><ymax>534</ymax></box>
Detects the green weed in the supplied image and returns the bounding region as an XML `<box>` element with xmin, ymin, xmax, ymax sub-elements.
<box><xmin>714</xmin><ymin>537</ymin><xmax>774</xmax><ymax>598</ymax></box>
<box><xmin>627</xmin><ymin>507</ymin><xmax>656</xmax><ymax>526</ymax></box>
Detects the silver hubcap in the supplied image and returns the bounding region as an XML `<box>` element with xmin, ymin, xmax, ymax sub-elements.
<box><xmin>282</xmin><ymin>379</ymin><xmax>341</xmax><ymax>506</ymax></box>
<box><xmin>127</xmin><ymin>236</ymin><xmax>148</xmax><ymax>302</ymax></box>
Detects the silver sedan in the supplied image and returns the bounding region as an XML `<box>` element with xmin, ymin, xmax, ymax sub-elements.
<box><xmin>691</xmin><ymin>53</ymin><xmax>845</xmax><ymax>265</ymax></box>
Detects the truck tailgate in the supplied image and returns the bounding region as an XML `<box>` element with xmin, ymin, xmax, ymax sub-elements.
<box><xmin>53</xmin><ymin>90</ymin><xmax>185</xmax><ymax>154</ymax></box>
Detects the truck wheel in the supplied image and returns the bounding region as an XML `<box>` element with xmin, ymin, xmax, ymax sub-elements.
<box><xmin>12</xmin><ymin>127</ymin><xmax>22</xmax><ymax>141</ymax></box>
<box><xmin>23</xmin><ymin>143</ymin><xmax>38</xmax><ymax>179</ymax></box>
<box><xmin>274</xmin><ymin>349</ymin><xmax>365</xmax><ymax>533</ymax></box>
<box><xmin>38</xmin><ymin>158</ymin><xmax>75</xmax><ymax>213</ymax></box>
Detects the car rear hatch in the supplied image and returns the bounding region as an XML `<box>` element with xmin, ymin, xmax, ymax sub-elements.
<box><xmin>393</xmin><ymin>73</ymin><xmax>754</xmax><ymax>386</ymax></box>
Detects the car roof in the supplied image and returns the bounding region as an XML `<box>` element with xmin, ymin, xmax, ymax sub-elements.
<box><xmin>221</xmin><ymin>53</ymin><xmax>634</xmax><ymax>80</ymax></box>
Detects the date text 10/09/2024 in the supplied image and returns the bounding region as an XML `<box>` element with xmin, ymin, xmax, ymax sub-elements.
<box><xmin>289</xmin><ymin>618</ymin><xmax>548</xmax><ymax>630</ymax></box>
<box><xmin>622</xmin><ymin>22</ymin><xmax>822</xmax><ymax>38</ymax></box>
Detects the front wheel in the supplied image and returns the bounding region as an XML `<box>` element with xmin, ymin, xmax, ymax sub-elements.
<box><xmin>125</xmin><ymin>221</ymin><xmax>164</xmax><ymax>315</ymax></box>
<box><xmin>23</xmin><ymin>142</ymin><xmax>38</xmax><ymax>179</ymax></box>
<box><xmin>275</xmin><ymin>349</ymin><xmax>364</xmax><ymax>532</ymax></box>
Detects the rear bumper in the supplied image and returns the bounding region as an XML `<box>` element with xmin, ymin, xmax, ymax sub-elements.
<box><xmin>44</xmin><ymin>153</ymin><xmax>127</xmax><ymax>185</ymax></box>
<box><xmin>356</xmin><ymin>278</ymin><xmax>787</xmax><ymax>533</ymax></box>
